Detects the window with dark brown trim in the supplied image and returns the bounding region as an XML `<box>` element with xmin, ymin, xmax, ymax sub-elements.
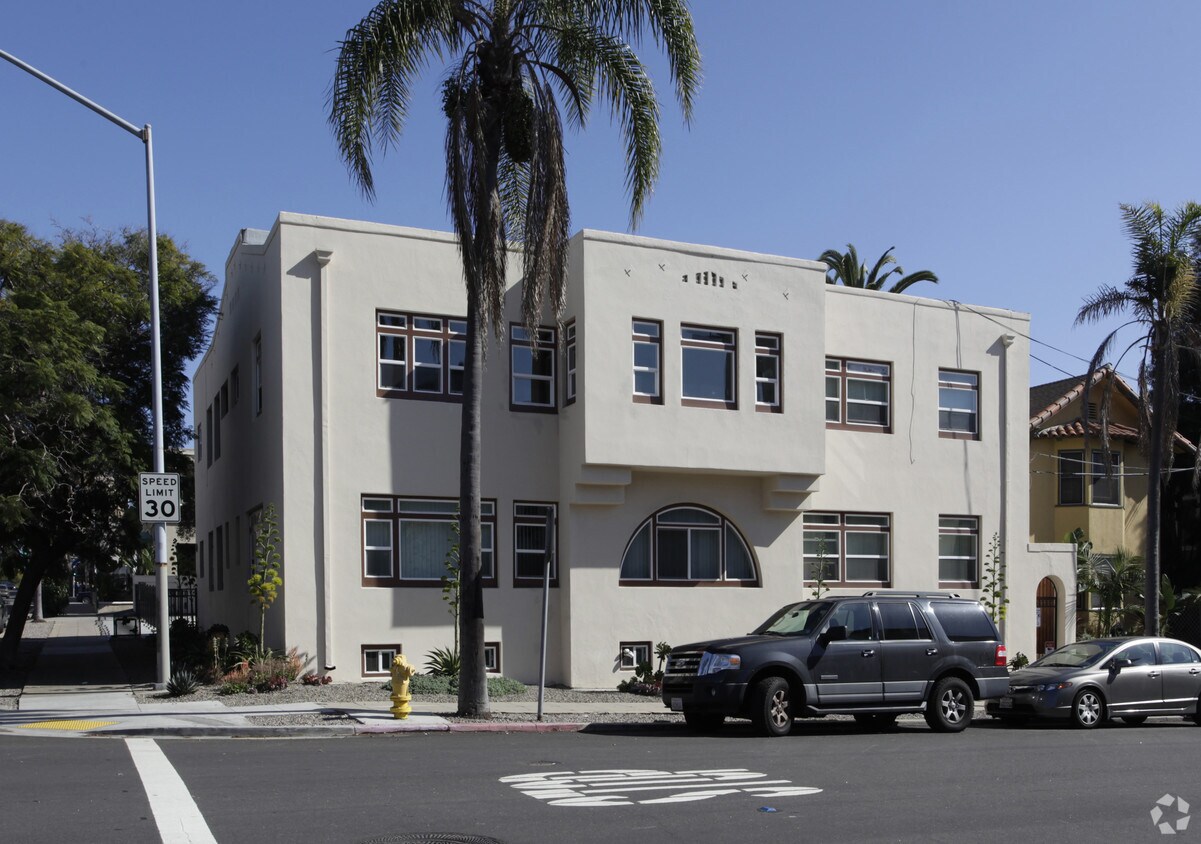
<box><xmin>938</xmin><ymin>369</ymin><xmax>979</xmax><ymax>439</ymax></box>
<box><xmin>619</xmin><ymin>641</ymin><xmax>652</xmax><ymax>670</ymax></box>
<box><xmin>803</xmin><ymin>512</ymin><xmax>891</xmax><ymax>586</ymax></box>
<box><xmin>253</xmin><ymin>334</ymin><xmax>263</xmax><ymax>417</ymax></box>
<box><xmin>484</xmin><ymin>641</ymin><xmax>501</xmax><ymax>674</ymax></box>
<box><xmin>563</xmin><ymin>321</ymin><xmax>577</xmax><ymax>406</ymax></box>
<box><xmin>619</xmin><ymin>505</ymin><xmax>758</xmax><ymax>586</ymax></box>
<box><xmin>362</xmin><ymin>644</ymin><xmax>402</xmax><ymax>677</ymax></box>
<box><xmin>681</xmin><ymin>325</ymin><xmax>737</xmax><ymax>408</ymax></box>
<box><xmin>632</xmin><ymin>319</ymin><xmax>662</xmax><ymax>404</ymax></box>
<box><xmin>938</xmin><ymin>516</ymin><xmax>979</xmax><ymax>587</ymax></box>
<box><xmin>1058</xmin><ymin>450</ymin><xmax>1085</xmax><ymax>505</ymax></box>
<box><xmin>755</xmin><ymin>332</ymin><xmax>782</xmax><ymax>412</ymax></box>
<box><xmin>826</xmin><ymin>358</ymin><xmax>891</xmax><ymax>431</ymax></box>
<box><xmin>361</xmin><ymin>496</ymin><xmax>495</xmax><ymax>587</ymax></box>
<box><xmin>514</xmin><ymin>502</ymin><xmax>557</xmax><ymax>586</ymax></box>
<box><xmin>510</xmin><ymin>325</ymin><xmax>556</xmax><ymax>411</ymax></box>
<box><xmin>376</xmin><ymin>311</ymin><xmax>467</xmax><ymax>401</ymax></box>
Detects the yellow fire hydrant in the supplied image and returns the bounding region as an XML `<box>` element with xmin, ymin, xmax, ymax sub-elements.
<box><xmin>389</xmin><ymin>653</ymin><xmax>416</xmax><ymax>719</ymax></box>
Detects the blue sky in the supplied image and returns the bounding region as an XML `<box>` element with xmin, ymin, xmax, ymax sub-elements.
<box><xmin>4</xmin><ymin>1</ymin><xmax>1199</xmax><ymax>414</ymax></box>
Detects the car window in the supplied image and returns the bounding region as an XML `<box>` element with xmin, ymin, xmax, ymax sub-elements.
<box><xmin>928</xmin><ymin>601</ymin><xmax>997</xmax><ymax>642</ymax></box>
<box><xmin>879</xmin><ymin>601</ymin><xmax>927</xmax><ymax>641</ymax></box>
<box><xmin>756</xmin><ymin>602</ymin><xmax>831</xmax><ymax>636</ymax></box>
<box><xmin>1159</xmin><ymin>642</ymin><xmax>1201</xmax><ymax>665</ymax></box>
<box><xmin>1034</xmin><ymin>641</ymin><xmax>1117</xmax><ymax>668</ymax></box>
<box><xmin>826</xmin><ymin>601</ymin><xmax>875</xmax><ymax>640</ymax></box>
<box><xmin>1117</xmin><ymin>642</ymin><xmax>1158</xmax><ymax>666</ymax></box>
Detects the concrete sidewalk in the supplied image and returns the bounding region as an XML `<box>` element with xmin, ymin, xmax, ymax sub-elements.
<box><xmin>2</xmin><ymin>602</ymin><xmax>664</xmax><ymax>739</ymax></box>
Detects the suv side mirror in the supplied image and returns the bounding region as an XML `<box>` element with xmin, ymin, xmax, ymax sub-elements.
<box><xmin>1110</xmin><ymin>657</ymin><xmax>1133</xmax><ymax>672</ymax></box>
<box><xmin>821</xmin><ymin>625</ymin><xmax>848</xmax><ymax>645</ymax></box>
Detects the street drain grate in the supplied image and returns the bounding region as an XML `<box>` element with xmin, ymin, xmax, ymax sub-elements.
<box><xmin>19</xmin><ymin>719</ymin><xmax>118</xmax><ymax>731</ymax></box>
<box><xmin>357</xmin><ymin>836</ymin><xmax>505</xmax><ymax>844</ymax></box>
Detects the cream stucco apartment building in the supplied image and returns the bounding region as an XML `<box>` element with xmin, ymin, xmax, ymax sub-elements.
<box><xmin>193</xmin><ymin>213</ymin><xmax>1074</xmax><ymax>686</ymax></box>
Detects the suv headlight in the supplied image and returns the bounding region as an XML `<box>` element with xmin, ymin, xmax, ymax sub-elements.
<box><xmin>698</xmin><ymin>652</ymin><xmax>741</xmax><ymax>676</ymax></box>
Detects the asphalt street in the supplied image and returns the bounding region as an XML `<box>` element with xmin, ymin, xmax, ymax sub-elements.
<box><xmin>2</xmin><ymin>716</ymin><xmax>1198</xmax><ymax>843</ymax></box>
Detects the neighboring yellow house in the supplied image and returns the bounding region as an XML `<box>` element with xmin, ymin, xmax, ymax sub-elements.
<box><xmin>1029</xmin><ymin>367</ymin><xmax>1194</xmax><ymax>646</ymax></box>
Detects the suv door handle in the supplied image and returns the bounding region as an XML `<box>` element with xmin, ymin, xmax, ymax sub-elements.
<box><xmin>926</xmin><ymin>648</ymin><xmax>939</xmax><ymax>656</ymax></box>
<box><xmin>1191</xmin><ymin>669</ymin><xmax>1200</xmax><ymax>675</ymax></box>
<box><xmin>861</xmin><ymin>649</ymin><xmax>875</xmax><ymax>658</ymax></box>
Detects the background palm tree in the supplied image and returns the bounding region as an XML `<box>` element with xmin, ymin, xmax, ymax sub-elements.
<box><xmin>1077</xmin><ymin>546</ymin><xmax>1144</xmax><ymax>635</ymax></box>
<box><xmin>1076</xmin><ymin>201</ymin><xmax>1201</xmax><ymax>635</ymax></box>
<box><xmin>820</xmin><ymin>243</ymin><xmax>938</xmax><ymax>294</ymax></box>
<box><xmin>329</xmin><ymin>0</ymin><xmax>700</xmax><ymax>716</ymax></box>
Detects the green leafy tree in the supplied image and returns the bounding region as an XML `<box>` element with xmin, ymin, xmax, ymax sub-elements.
<box><xmin>820</xmin><ymin>244</ymin><xmax>939</xmax><ymax>294</ymax></box>
<box><xmin>0</xmin><ymin>222</ymin><xmax>215</xmax><ymax>667</ymax></box>
<box><xmin>329</xmin><ymin>0</ymin><xmax>700</xmax><ymax>716</ymax></box>
<box><xmin>248</xmin><ymin>503</ymin><xmax>283</xmax><ymax>649</ymax></box>
<box><xmin>1076</xmin><ymin>201</ymin><xmax>1201</xmax><ymax>634</ymax></box>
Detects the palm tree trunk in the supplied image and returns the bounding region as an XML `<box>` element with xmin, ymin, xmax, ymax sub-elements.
<box><xmin>0</xmin><ymin>550</ymin><xmax>51</xmax><ymax>668</ymax></box>
<box><xmin>1145</xmin><ymin>346</ymin><xmax>1167</xmax><ymax>636</ymax></box>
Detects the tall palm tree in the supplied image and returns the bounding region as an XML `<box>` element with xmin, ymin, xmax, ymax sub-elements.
<box><xmin>1076</xmin><ymin>201</ymin><xmax>1201</xmax><ymax>635</ymax></box>
<box><xmin>329</xmin><ymin>0</ymin><xmax>700</xmax><ymax>716</ymax></box>
<box><xmin>820</xmin><ymin>243</ymin><xmax>938</xmax><ymax>294</ymax></box>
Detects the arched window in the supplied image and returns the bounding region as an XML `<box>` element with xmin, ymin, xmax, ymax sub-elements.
<box><xmin>620</xmin><ymin>505</ymin><xmax>758</xmax><ymax>585</ymax></box>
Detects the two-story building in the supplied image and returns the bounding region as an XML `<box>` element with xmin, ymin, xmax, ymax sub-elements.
<box><xmin>193</xmin><ymin>213</ymin><xmax>1073</xmax><ymax>686</ymax></box>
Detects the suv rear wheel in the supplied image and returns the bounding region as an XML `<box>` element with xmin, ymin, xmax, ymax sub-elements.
<box><xmin>752</xmin><ymin>676</ymin><xmax>793</xmax><ymax>737</ymax></box>
<box><xmin>924</xmin><ymin>677</ymin><xmax>973</xmax><ymax>732</ymax></box>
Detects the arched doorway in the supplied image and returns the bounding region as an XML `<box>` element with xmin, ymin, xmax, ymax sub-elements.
<box><xmin>1036</xmin><ymin>577</ymin><xmax>1058</xmax><ymax>656</ymax></box>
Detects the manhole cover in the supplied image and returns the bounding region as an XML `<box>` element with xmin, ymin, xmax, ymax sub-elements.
<box><xmin>357</xmin><ymin>836</ymin><xmax>504</xmax><ymax>844</ymax></box>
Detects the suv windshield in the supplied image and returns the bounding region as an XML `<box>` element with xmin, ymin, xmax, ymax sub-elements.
<box><xmin>754</xmin><ymin>602</ymin><xmax>831</xmax><ymax>636</ymax></box>
<box><xmin>1032</xmin><ymin>640</ymin><xmax>1120</xmax><ymax>668</ymax></box>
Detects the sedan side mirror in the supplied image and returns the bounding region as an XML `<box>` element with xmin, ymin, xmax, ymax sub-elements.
<box><xmin>1110</xmin><ymin>657</ymin><xmax>1133</xmax><ymax>672</ymax></box>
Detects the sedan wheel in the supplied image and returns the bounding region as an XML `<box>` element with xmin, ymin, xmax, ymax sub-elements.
<box><xmin>924</xmin><ymin>677</ymin><xmax>973</xmax><ymax>733</ymax></box>
<box><xmin>752</xmin><ymin>676</ymin><xmax>793</xmax><ymax>737</ymax></box>
<box><xmin>1071</xmin><ymin>689</ymin><xmax>1104</xmax><ymax>729</ymax></box>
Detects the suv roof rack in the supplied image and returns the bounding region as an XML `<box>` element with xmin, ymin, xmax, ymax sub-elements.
<box><xmin>861</xmin><ymin>590</ymin><xmax>962</xmax><ymax>599</ymax></box>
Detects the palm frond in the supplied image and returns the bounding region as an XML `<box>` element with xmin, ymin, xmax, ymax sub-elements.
<box><xmin>864</xmin><ymin>247</ymin><xmax>897</xmax><ymax>289</ymax></box>
<box><xmin>888</xmin><ymin>269</ymin><xmax>938</xmax><ymax>294</ymax></box>
<box><xmin>1076</xmin><ymin>285</ymin><xmax>1135</xmax><ymax>326</ymax></box>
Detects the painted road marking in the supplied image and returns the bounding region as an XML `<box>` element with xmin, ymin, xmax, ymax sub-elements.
<box><xmin>501</xmin><ymin>768</ymin><xmax>822</xmax><ymax>807</ymax></box>
<box><xmin>125</xmin><ymin>738</ymin><xmax>217</xmax><ymax>843</ymax></box>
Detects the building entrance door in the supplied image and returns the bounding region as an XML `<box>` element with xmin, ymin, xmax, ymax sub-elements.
<box><xmin>1036</xmin><ymin>577</ymin><xmax>1058</xmax><ymax>656</ymax></box>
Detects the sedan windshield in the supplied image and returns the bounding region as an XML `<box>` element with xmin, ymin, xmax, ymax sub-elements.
<box><xmin>755</xmin><ymin>602</ymin><xmax>831</xmax><ymax>636</ymax></box>
<box><xmin>1032</xmin><ymin>640</ymin><xmax>1120</xmax><ymax>668</ymax></box>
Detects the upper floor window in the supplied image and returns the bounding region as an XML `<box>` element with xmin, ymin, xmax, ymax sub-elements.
<box><xmin>803</xmin><ymin>512</ymin><xmax>890</xmax><ymax>585</ymax></box>
<box><xmin>361</xmin><ymin>496</ymin><xmax>495</xmax><ymax>587</ymax></box>
<box><xmin>514</xmin><ymin>502</ymin><xmax>557</xmax><ymax>586</ymax></box>
<box><xmin>620</xmin><ymin>505</ymin><xmax>758</xmax><ymax>585</ymax></box>
<box><xmin>231</xmin><ymin>366</ymin><xmax>240</xmax><ymax>406</ymax></box>
<box><xmin>253</xmin><ymin>334</ymin><xmax>263</xmax><ymax>416</ymax></box>
<box><xmin>510</xmin><ymin>325</ymin><xmax>556</xmax><ymax>411</ymax></box>
<box><xmin>632</xmin><ymin>319</ymin><xmax>662</xmax><ymax>404</ymax></box>
<box><xmin>826</xmin><ymin>358</ymin><xmax>890</xmax><ymax>431</ymax></box>
<box><xmin>681</xmin><ymin>325</ymin><xmax>736</xmax><ymax>408</ymax></box>
<box><xmin>755</xmin><ymin>332</ymin><xmax>782</xmax><ymax>412</ymax></box>
<box><xmin>1060</xmin><ymin>450</ymin><xmax>1122</xmax><ymax>506</ymax></box>
<box><xmin>564</xmin><ymin>321</ymin><xmax>577</xmax><ymax>405</ymax></box>
<box><xmin>205</xmin><ymin>404</ymin><xmax>213</xmax><ymax>467</ymax></box>
<box><xmin>938</xmin><ymin>369</ymin><xmax>979</xmax><ymax>439</ymax></box>
<box><xmin>938</xmin><ymin>516</ymin><xmax>979</xmax><ymax>586</ymax></box>
<box><xmin>377</xmin><ymin>311</ymin><xmax>467</xmax><ymax>401</ymax></box>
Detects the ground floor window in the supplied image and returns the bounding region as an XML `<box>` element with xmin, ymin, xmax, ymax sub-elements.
<box><xmin>362</xmin><ymin>644</ymin><xmax>401</xmax><ymax>677</ymax></box>
<box><xmin>803</xmin><ymin>512</ymin><xmax>891</xmax><ymax>586</ymax></box>
<box><xmin>619</xmin><ymin>505</ymin><xmax>758</xmax><ymax>585</ymax></box>
<box><xmin>514</xmin><ymin>502</ymin><xmax>557</xmax><ymax>586</ymax></box>
<box><xmin>362</xmin><ymin>496</ymin><xmax>495</xmax><ymax>587</ymax></box>
<box><xmin>484</xmin><ymin>641</ymin><xmax>501</xmax><ymax>674</ymax></box>
<box><xmin>619</xmin><ymin>641</ymin><xmax>652</xmax><ymax>670</ymax></box>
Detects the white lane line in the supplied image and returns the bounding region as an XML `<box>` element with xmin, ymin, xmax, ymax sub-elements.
<box><xmin>125</xmin><ymin>738</ymin><xmax>217</xmax><ymax>844</ymax></box>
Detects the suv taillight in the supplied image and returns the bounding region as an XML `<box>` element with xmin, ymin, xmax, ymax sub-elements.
<box><xmin>994</xmin><ymin>645</ymin><xmax>1008</xmax><ymax>667</ymax></box>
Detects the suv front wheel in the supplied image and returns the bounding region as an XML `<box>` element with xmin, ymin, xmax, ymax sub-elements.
<box><xmin>925</xmin><ymin>677</ymin><xmax>973</xmax><ymax>732</ymax></box>
<box><xmin>752</xmin><ymin>676</ymin><xmax>793</xmax><ymax>737</ymax></box>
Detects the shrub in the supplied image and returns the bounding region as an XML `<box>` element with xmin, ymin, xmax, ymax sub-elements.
<box><xmin>406</xmin><ymin>673</ymin><xmax>455</xmax><ymax>695</ymax></box>
<box><xmin>218</xmin><ymin>681</ymin><xmax>251</xmax><ymax>696</ymax></box>
<box><xmin>246</xmin><ymin>649</ymin><xmax>303</xmax><ymax>693</ymax></box>
<box><xmin>166</xmin><ymin>669</ymin><xmax>200</xmax><ymax>697</ymax></box>
<box><xmin>301</xmin><ymin>672</ymin><xmax>332</xmax><ymax>686</ymax></box>
<box><xmin>1008</xmin><ymin>652</ymin><xmax>1030</xmax><ymax>671</ymax></box>
<box><xmin>487</xmin><ymin>676</ymin><xmax>526</xmax><ymax>697</ymax></box>
<box><xmin>40</xmin><ymin>579</ymin><xmax>71</xmax><ymax>617</ymax></box>
<box><xmin>424</xmin><ymin>646</ymin><xmax>460</xmax><ymax>677</ymax></box>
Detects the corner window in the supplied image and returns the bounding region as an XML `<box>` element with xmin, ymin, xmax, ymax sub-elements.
<box><xmin>377</xmin><ymin>311</ymin><xmax>467</xmax><ymax>401</ymax></box>
<box><xmin>619</xmin><ymin>641</ymin><xmax>652</xmax><ymax>670</ymax></box>
<box><xmin>755</xmin><ymin>332</ymin><xmax>782</xmax><ymax>412</ymax></box>
<box><xmin>362</xmin><ymin>496</ymin><xmax>495</xmax><ymax>587</ymax></box>
<box><xmin>620</xmin><ymin>505</ymin><xmax>758</xmax><ymax>585</ymax></box>
<box><xmin>564</xmin><ymin>321</ymin><xmax>577</xmax><ymax>405</ymax></box>
<box><xmin>514</xmin><ymin>502</ymin><xmax>557</xmax><ymax>586</ymax></box>
<box><xmin>938</xmin><ymin>516</ymin><xmax>979</xmax><ymax>586</ymax></box>
<box><xmin>1091</xmin><ymin>451</ymin><xmax>1122</xmax><ymax>506</ymax></box>
<box><xmin>681</xmin><ymin>325</ymin><xmax>736</xmax><ymax>408</ymax></box>
<box><xmin>510</xmin><ymin>326</ymin><xmax>556</xmax><ymax>411</ymax></box>
<box><xmin>362</xmin><ymin>645</ymin><xmax>401</xmax><ymax>677</ymax></box>
<box><xmin>632</xmin><ymin>319</ymin><xmax>662</xmax><ymax>403</ymax></box>
<box><xmin>803</xmin><ymin>512</ymin><xmax>890</xmax><ymax>585</ymax></box>
<box><xmin>1058</xmin><ymin>450</ymin><xmax>1085</xmax><ymax>505</ymax></box>
<box><xmin>938</xmin><ymin>369</ymin><xmax>979</xmax><ymax>438</ymax></box>
<box><xmin>826</xmin><ymin>359</ymin><xmax>890</xmax><ymax>431</ymax></box>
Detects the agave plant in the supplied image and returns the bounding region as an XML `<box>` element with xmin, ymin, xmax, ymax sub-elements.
<box><xmin>425</xmin><ymin>646</ymin><xmax>461</xmax><ymax>677</ymax></box>
<box><xmin>166</xmin><ymin>669</ymin><xmax>200</xmax><ymax>697</ymax></box>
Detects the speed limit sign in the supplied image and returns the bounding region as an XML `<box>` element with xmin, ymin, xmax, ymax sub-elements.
<box><xmin>139</xmin><ymin>472</ymin><xmax>181</xmax><ymax>524</ymax></box>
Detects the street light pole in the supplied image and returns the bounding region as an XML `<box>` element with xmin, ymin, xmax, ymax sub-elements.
<box><xmin>1</xmin><ymin>47</ymin><xmax>172</xmax><ymax>688</ymax></box>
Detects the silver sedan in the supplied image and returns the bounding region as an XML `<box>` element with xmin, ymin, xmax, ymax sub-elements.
<box><xmin>986</xmin><ymin>637</ymin><xmax>1201</xmax><ymax>728</ymax></box>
